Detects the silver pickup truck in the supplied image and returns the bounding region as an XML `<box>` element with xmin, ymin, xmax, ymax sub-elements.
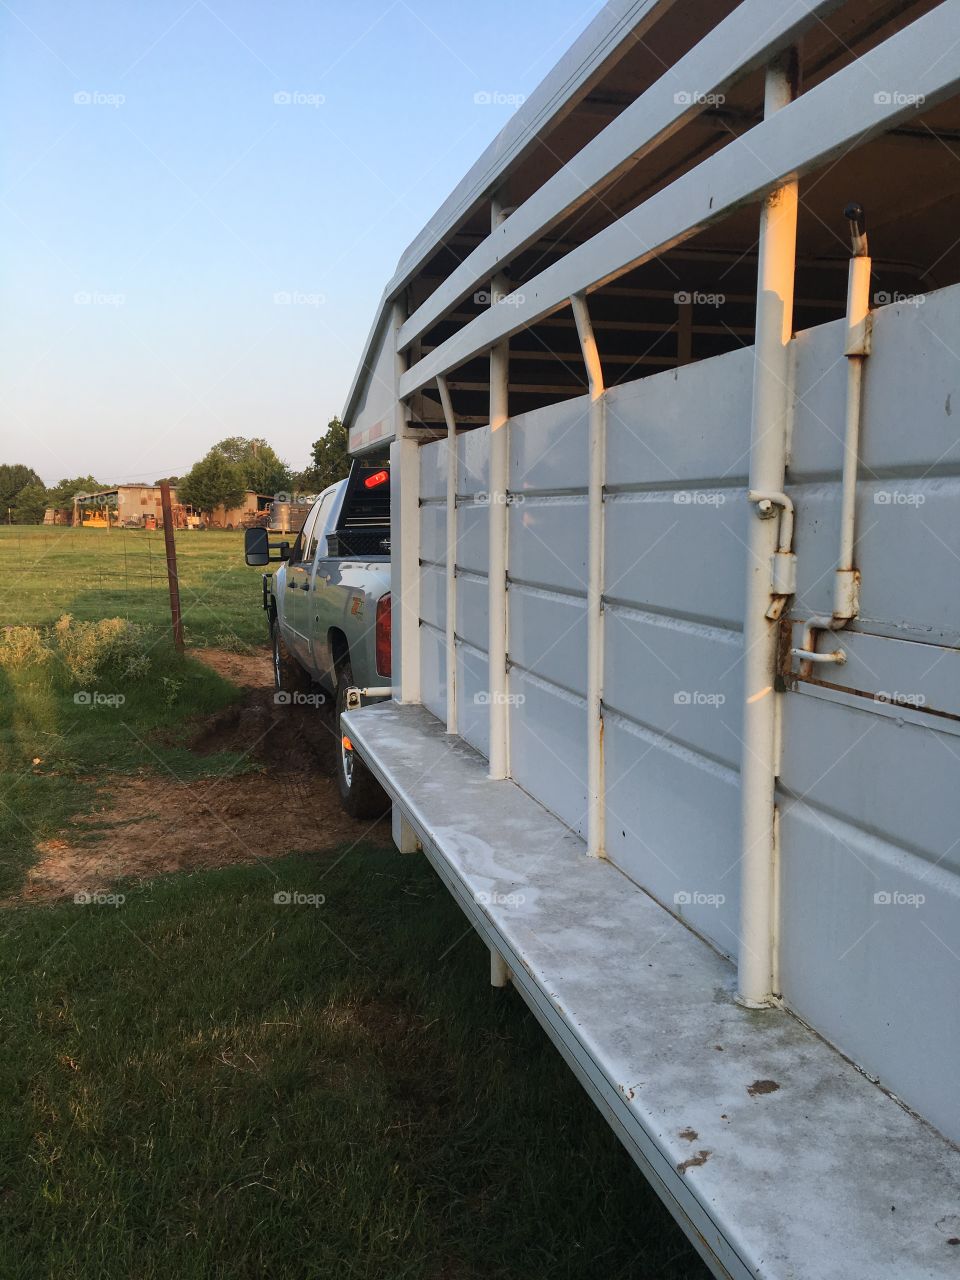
<box><xmin>244</xmin><ymin>459</ymin><xmax>391</xmax><ymax>817</ymax></box>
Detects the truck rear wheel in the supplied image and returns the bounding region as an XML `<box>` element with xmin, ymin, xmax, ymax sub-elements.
<box><xmin>272</xmin><ymin>619</ymin><xmax>310</xmax><ymax>703</ymax></box>
<box><xmin>335</xmin><ymin>664</ymin><xmax>389</xmax><ymax>820</ymax></box>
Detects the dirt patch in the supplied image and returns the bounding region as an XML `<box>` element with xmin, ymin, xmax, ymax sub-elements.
<box><xmin>192</xmin><ymin>645</ymin><xmax>274</xmax><ymax>689</ymax></box>
<box><xmin>11</xmin><ymin>646</ymin><xmax>391</xmax><ymax>906</ymax></box>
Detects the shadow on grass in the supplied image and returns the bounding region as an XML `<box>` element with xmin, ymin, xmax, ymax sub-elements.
<box><xmin>0</xmin><ymin>847</ymin><xmax>710</xmax><ymax>1280</ymax></box>
<box><xmin>0</xmin><ymin>639</ymin><xmax>250</xmax><ymax>896</ymax></box>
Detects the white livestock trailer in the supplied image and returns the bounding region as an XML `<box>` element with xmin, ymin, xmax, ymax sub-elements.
<box><xmin>341</xmin><ymin>3</ymin><xmax>960</xmax><ymax>1275</ymax></box>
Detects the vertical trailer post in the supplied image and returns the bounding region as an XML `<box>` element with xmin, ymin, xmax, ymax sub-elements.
<box><xmin>437</xmin><ymin>374</ymin><xmax>458</xmax><ymax>734</ymax></box>
<box><xmin>571</xmin><ymin>294</ymin><xmax>606</xmax><ymax>859</ymax></box>
<box><xmin>391</xmin><ymin>297</ymin><xmax>421</xmax><ymax>704</ymax></box>
<box><xmin>737</xmin><ymin>53</ymin><xmax>799</xmax><ymax>1009</ymax></box>
<box><xmin>487</xmin><ymin>196</ymin><xmax>510</xmax><ymax>779</ymax></box>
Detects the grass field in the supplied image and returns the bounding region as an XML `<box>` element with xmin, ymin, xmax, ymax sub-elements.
<box><xmin>0</xmin><ymin>524</ymin><xmax>710</xmax><ymax>1280</ymax></box>
<box><xmin>0</xmin><ymin>525</ymin><xmax>265</xmax><ymax>647</ymax></box>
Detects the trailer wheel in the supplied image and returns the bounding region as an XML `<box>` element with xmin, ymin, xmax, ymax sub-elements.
<box><xmin>335</xmin><ymin>664</ymin><xmax>389</xmax><ymax>820</ymax></box>
<box><xmin>272</xmin><ymin>620</ymin><xmax>310</xmax><ymax>704</ymax></box>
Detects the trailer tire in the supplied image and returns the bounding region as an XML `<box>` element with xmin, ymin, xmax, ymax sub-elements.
<box><xmin>272</xmin><ymin>619</ymin><xmax>310</xmax><ymax>704</ymax></box>
<box><xmin>335</xmin><ymin>664</ymin><xmax>389</xmax><ymax>820</ymax></box>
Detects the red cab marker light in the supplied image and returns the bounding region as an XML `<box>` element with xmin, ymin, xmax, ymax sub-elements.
<box><xmin>364</xmin><ymin>469</ymin><xmax>389</xmax><ymax>489</ymax></box>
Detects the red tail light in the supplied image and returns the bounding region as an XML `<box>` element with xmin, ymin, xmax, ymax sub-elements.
<box><xmin>375</xmin><ymin>593</ymin><xmax>392</xmax><ymax>677</ymax></box>
<box><xmin>364</xmin><ymin>469</ymin><xmax>389</xmax><ymax>489</ymax></box>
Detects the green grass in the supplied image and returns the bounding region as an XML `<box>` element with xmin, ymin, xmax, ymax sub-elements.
<box><xmin>0</xmin><ymin>526</ymin><xmax>266</xmax><ymax>648</ymax></box>
<box><xmin>0</xmin><ymin>847</ymin><xmax>708</xmax><ymax>1280</ymax></box>
<box><xmin>0</xmin><ymin>526</ymin><xmax>264</xmax><ymax>894</ymax></box>
<box><xmin>0</xmin><ymin>643</ymin><xmax>248</xmax><ymax>896</ymax></box>
<box><xmin>0</xmin><ymin>524</ymin><xmax>709</xmax><ymax>1280</ymax></box>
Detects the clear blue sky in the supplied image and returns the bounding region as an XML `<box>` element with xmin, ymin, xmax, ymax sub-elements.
<box><xmin>1</xmin><ymin>0</ymin><xmax>603</xmax><ymax>485</ymax></box>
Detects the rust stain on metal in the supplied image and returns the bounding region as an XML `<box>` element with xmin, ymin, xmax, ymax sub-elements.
<box><xmin>679</xmin><ymin>1127</ymin><xmax>698</xmax><ymax>1142</ymax></box>
<box><xmin>677</xmin><ymin>1149</ymin><xmax>711</xmax><ymax>1175</ymax></box>
<box><xmin>747</xmin><ymin>1078</ymin><xmax>781</xmax><ymax>1096</ymax></box>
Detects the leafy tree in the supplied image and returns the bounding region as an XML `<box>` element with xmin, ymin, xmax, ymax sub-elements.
<box><xmin>209</xmin><ymin>436</ymin><xmax>291</xmax><ymax>496</ymax></box>
<box><xmin>153</xmin><ymin>475</ymin><xmax>180</xmax><ymax>487</ymax></box>
<box><xmin>303</xmin><ymin>417</ymin><xmax>351</xmax><ymax>493</ymax></box>
<box><xmin>46</xmin><ymin>475</ymin><xmax>104</xmax><ymax>507</ymax></box>
<box><xmin>178</xmin><ymin>453</ymin><xmax>246</xmax><ymax>515</ymax></box>
<box><xmin>11</xmin><ymin>483</ymin><xmax>47</xmax><ymax>524</ymax></box>
<box><xmin>0</xmin><ymin>464</ymin><xmax>43</xmax><ymax>516</ymax></box>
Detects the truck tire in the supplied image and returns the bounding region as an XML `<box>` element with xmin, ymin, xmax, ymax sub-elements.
<box><xmin>335</xmin><ymin>664</ymin><xmax>389</xmax><ymax>820</ymax></box>
<box><xmin>272</xmin><ymin>618</ymin><xmax>310</xmax><ymax>703</ymax></box>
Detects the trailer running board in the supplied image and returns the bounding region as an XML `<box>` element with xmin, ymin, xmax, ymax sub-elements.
<box><xmin>342</xmin><ymin>702</ymin><xmax>960</xmax><ymax>1280</ymax></box>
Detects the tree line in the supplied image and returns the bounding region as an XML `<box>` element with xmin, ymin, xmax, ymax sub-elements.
<box><xmin>2</xmin><ymin>418</ymin><xmax>351</xmax><ymax>524</ymax></box>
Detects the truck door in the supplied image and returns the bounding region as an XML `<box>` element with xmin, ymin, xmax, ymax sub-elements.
<box><xmin>304</xmin><ymin>486</ymin><xmax>343</xmax><ymax>683</ymax></box>
<box><xmin>296</xmin><ymin>488</ymin><xmax>338</xmax><ymax>672</ymax></box>
<box><xmin>285</xmin><ymin>498</ymin><xmax>323</xmax><ymax>659</ymax></box>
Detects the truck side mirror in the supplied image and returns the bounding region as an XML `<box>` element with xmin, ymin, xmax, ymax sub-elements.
<box><xmin>244</xmin><ymin>527</ymin><xmax>270</xmax><ymax>566</ymax></box>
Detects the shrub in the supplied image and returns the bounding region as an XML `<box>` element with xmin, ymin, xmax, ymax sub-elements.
<box><xmin>52</xmin><ymin>614</ymin><xmax>152</xmax><ymax>686</ymax></box>
<box><xmin>0</xmin><ymin>625</ymin><xmax>52</xmax><ymax>670</ymax></box>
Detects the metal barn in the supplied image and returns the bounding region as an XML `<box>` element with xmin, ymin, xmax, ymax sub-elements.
<box><xmin>342</xmin><ymin>3</ymin><xmax>960</xmax><ymax>1275</ymax></box>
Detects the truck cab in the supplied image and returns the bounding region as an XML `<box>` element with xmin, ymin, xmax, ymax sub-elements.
<box><xmin>245</xmin><ymin>458</ymin><xmax>392</xmax><ymax>817</ymax></box>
